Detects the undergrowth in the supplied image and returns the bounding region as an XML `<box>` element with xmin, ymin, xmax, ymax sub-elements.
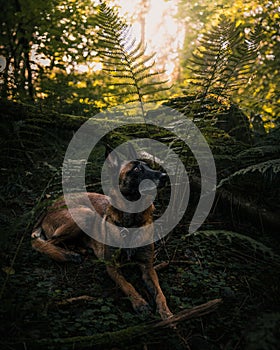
<box><xmin>1</xmin><ymin>125</ymin><xmax>280</xmax><ymax>348</ymax></box>
<box><xmin>1</xmin><ymin>213</ymin><xmax>279</xmax><ymax>349</ymax></box>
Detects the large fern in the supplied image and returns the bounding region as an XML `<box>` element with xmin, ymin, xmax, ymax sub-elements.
<box><xmin>217</xmin><ymin>124</ymin><xmax>280</xmax><ymax>192</ymax></box>
<box><xmin>95</xmin><ymin>1</ymin><xmax>169</xmax><ymax>107</ymax></box>
<box><xmin>165</xmin><ymin>15</ymin><xmax>260</xmax><ymax>142</ymax></box>
<box><xmin>188</xmin><ymin>15</ymin><xmax>259</xmax><ymax>100</ymax></box>
<box><xmin>218</xmin><ymin>159</ymin><xmax>280</xmax><ymax>188</ymax></box>
<box><xmin>185</xmin><ymin>230</ymin><xmax>278</xmax><ymax>260</ymax></box>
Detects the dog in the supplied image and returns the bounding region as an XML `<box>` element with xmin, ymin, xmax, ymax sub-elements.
<box><xmin>31</xmin><ymin>146</ymin><xmax>173</xmax><ymax>320</ymax></box>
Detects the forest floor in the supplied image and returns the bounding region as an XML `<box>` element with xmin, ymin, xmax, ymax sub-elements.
<box><xmin>1</xmin><ymin>103</ymin><xmax>280</xmax><ymax>349</ymax></box>
<box><xmin>1</xmin><ymin>166</ymin><xmax>280</xmax><ymax>350</ymax></box>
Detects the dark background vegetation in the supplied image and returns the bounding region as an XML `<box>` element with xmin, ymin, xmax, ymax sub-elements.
<box><xmin>0</xmin><ymin>1</ymin><xmax>280</xmax><ymax>349</ymax></box>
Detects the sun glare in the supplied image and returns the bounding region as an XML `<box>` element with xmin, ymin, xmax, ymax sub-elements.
<box><xmin>34</xmin><ymin>1</ymin><xmax>183</xmax><ymax>79</ymax></box>
<box><xmin>114</xmin><ymin>0</ymin><xmax>184</xmax><ymax>78</ymax></box>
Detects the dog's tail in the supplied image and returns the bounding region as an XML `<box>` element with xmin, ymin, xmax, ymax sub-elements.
<box><xmin>31</xmin><ymin>226</ymin><xmax>82</xmax><ymax>263</ymax></box>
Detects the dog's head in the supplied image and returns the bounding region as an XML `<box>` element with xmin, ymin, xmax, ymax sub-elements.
<box><xmin>119</xmin><ymin>160</ymin><xmax>167</xmax><ymax>197</ymax></box>
<box><xmin>106</xmin><ymin>144</ymin><xmax>167</xmax><ymax>200</ymax></box>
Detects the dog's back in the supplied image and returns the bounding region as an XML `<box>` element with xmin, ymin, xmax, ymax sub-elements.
<box><xmin>31</xmin><ymin>193</ymin><xmax>109</xmax><ymax>261</ymax></box>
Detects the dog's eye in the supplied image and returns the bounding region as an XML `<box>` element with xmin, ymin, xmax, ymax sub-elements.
<box><xmin>133</xmin><ymin>165</ymin><xmax>141</xmax><ymax>173</ymax></box>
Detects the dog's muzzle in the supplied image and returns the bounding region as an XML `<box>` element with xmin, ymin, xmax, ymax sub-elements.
<box><xmin>139</xmin><ymin>173</ymin><xmax>167</xmax><ymax>195</ymax></box>
<box><xmin>158</xmin><ymin>173</ymin><xmax>168</xmax><ymax>188</ymax></box>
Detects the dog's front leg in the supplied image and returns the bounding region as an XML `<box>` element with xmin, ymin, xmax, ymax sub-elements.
<box><xmin>106</xmin><ymin>265</ymin><xmax>150</xmax><ymax>314</ymax></box>
<box><xmin>140</xmin><ymin>264</ymin><xmax>173</xmax><ymax>320</ymax></box>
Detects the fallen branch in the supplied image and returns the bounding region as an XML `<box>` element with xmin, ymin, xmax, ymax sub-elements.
<box><xmin>154</xmin><ymin>261</ymin><xmax>170</xmax><ymax>271</ymax></box>
<box><xmin>154</xmin><ymin>298</ymin><xmax>222</xmax><ymax>328</ymax></box>
<box><xmin>55</xmin><ymin>295</ymin><xmax>96</xmax><ymax>306</ymax></box>
<box><xmin>3</xmin><ymin>299</ymin><xmax>222</xmax><ymax>349</ymax></box>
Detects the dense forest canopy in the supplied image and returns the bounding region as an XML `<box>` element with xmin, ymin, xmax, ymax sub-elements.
<box><xmin>1</xmin><ymin>0</ymin><xmax>279</xmax><ymax>125</ymax></box>
<box><xmin>1</xmin><ymin>1</ymin><xmax>280</xmax><ymax>349</ymax></box>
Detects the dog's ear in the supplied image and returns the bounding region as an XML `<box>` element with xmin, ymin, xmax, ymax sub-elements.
<box><xmin>105</xmin><ymin>142</ymin><xmax>137</xmax><ymax>168</ymax></box>
<box><xmin>105</xmin><ymin>144</ymin><xmax>119</xmax><ymax>168</ymax></box>
<box><xmin>107</xmin><ymin>149</ymin><xmax>121</xmax><ymax>171</ymax></box>
<box><xmin>105</xmin><ymin>144</ymin><xmax>113</xmax><ymax>159</ymax></box>
<box><xmin>127</xmin><ymin>142</ymin><xmax>138</xmax><ymax>160</ymax></box>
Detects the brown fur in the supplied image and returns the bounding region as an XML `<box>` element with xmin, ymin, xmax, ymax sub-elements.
<box><xmin>31</xmin><ymin>154</ymin><xmax>172</xmax><ymax>320</ymax></box>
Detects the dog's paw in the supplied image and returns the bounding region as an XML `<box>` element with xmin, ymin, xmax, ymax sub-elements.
<box><xmin>158</xmin><ymin>307</ymin><xmax>173</xmax><ymax>320</ymax></box>
<box><xmin>133</xmin><ymin>298</ymin><xmax>151</xmax><ymax>315</ymax></box>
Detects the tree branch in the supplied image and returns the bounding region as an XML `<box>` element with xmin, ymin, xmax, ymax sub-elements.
<box><xmin>3</xmin><ymin>299</ymin><xmax>222</xmax><ymax>350</ymax></box>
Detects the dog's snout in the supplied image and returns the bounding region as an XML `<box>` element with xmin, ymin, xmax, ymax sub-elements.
<box><xmin>158</xmin><ymin>172</ymin><xmax>168</xmax><ymax>187</ymax></box>
<box><xmin>160</xmin><ymin>173</ymin><xmax>167</xmax><ymax>181</ymax></box>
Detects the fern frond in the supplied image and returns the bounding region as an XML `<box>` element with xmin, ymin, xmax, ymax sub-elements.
<box><xmin>236</xmin><ymin>145</ymin><xmax>280</xmax><ymax>163</ymax></box>
<box><xmin>188</xmin><ymin>15</ymin><xmax>259</xmax><ymax>99</ymax></box>
<box><xmin>95</xmin><ymin>1</ymin><xmax>169</xmax><ymax>107</ymax></box>
<box><xmin>186</xmin><ymin>230</ymin><xmax>277</xmax><ymax>259</ymax></box>
<box><xmin>218</xmin><ymin>159</ymin><xmax>280</xmax><ymax>188</ymax></box>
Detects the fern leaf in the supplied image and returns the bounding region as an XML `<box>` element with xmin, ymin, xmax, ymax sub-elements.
<box><xmin>187</xmin><ymin>230</ymin><xmax>277</xmax><ymax>259</ymax></box>
<box><xmin>218</xmin><ymin>159</ymin><xmax>280</xmax><ymax>188</ymax></box>
<box><xmin>95</xmin><ymin>1</ymin><xmax>169</xmax><ymax>107</ymax></box>
<box><xmin>188</xmin><ymin>15</ymin><xmax>259</xmax><ymax>100</ymax></box>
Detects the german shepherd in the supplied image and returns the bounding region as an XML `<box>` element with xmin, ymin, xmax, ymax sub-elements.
<box><xmin>31</xmin><ymin>146</ymin><xmax>173</xmax><ymax>320</ymax></box>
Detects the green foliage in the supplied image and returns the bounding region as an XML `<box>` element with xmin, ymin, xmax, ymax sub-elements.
<box><xmin>1</xmin><ymin>99</ymin><xmax>279</xmax><ymax>348</ymax></box>
<box><xmin>218</xmin><ymin>159</ymin><xmax>280</xmax><ymax>188</ymax></box>
<box><xmin>164</xmin><ymin>95</ymin><xmax>252</xmax><ymax>144</ymax></box>
<box><xmin>0</xmin><ymin>0</ymin><xmax>97</xmax><ymax>102</ymax></box>
<box><xmin>1</xmin><ymin>1</ymin><xmax>280</xmax><ymax>349</ymax></box>
<box><xmin>38</xmin><ymin>70</ymin><xmax>101</xmax><ymax>116</ymax></box>
<box><xmin>0</xmin><ymin>0</ymin><xmax>169</xmax><ymax>112</ymax></box>
<box><xmin>95</xmin><ymin>1</ymin><xmax>169</xmax><ymax>106</ymax></box>
<box><xmin>235</xmin><ymin>0</ymin><xmax>280</xmax><ymax>124</ymax></box>
<box><xmin>179</xmin><ymin>0</ymin><xmax>280</xmax><ymax>125</ymax></box>
<box><xmin>185</xmin><ymin>230</ymin><xmax>277</xmax><ymax>259</ymax></box>
<box><xmin>213</xmin><ymin>126</ymin><xmax>280</xmax><ymax>209</ymax></box>
<box><xmin>188</xmin><ymin>15</ymin><xmax>259</xmax><ymax>100</ymax></box>
<box><xmin>245</xmin><ymin>313</ymin><xmax>280</xmax><ymax>350</ymax></box>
